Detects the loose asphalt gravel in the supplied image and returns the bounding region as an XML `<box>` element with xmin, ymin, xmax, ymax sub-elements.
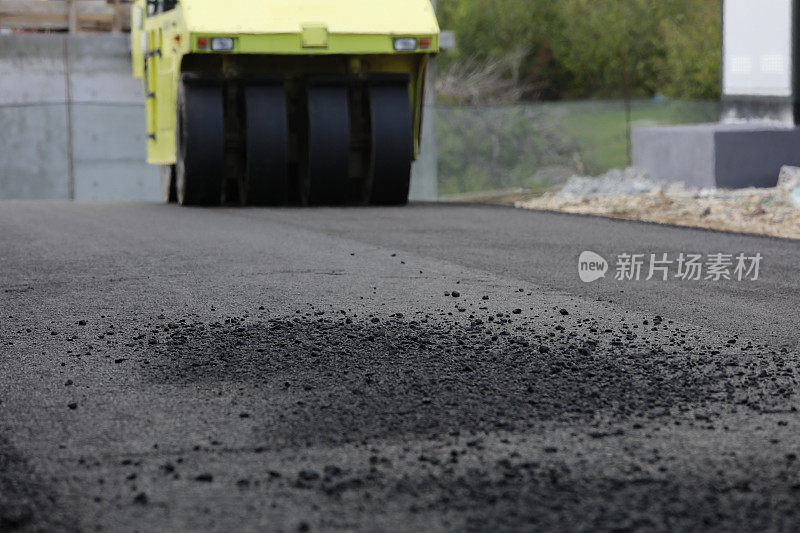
<box><xmin>1</xmin><ymin>201</ymin><xmax>799</xmax><ymax>532</ymax></box>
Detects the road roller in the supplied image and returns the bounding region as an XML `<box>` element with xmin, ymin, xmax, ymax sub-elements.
<box><xmin>130</xmin><ymin>0</ymin><xmax>439</xmax><ymax>206</ymax></box>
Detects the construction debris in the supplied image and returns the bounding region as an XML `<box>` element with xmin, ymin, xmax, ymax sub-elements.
<box><xmin>558</xmin><ymin>168</ymin><xmax>672</xmax><ymax>196</ymax></box>
<box><xmin>516</xmin><ymin>166</ymin><xmax>800</xmax><ymax>240</ymax></box>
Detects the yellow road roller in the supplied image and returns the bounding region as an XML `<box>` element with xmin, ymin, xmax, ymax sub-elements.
<box><xmin>130</xmin><ymin>0</ymin><xmax>439</xmax><ymax>206</ymax></box>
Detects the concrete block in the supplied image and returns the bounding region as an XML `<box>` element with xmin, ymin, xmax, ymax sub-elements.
<box><xmin>633</xmin><ymin>123</ymin><xmax>800</xmax><ymax>189</ymax></box>
<box><xmin>632</xmin><ymin>124</ymin><xmax>717</xmax><ymax>188</ymax></box>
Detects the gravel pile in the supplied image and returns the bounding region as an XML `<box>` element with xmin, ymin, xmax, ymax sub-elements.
<box><xmin>518</xmin><ymin>166</ymin><xmax>800</xmax><ymax>239</ymax></box>
<box><xmin>42</xmin><ymin>307</ymin><xmax>800</xmax><ymax>531</ymax></box>
<box><xmin>557</xmin><ymin>168</ymin><xmax>678</xmax><ymax>197</ymax></box>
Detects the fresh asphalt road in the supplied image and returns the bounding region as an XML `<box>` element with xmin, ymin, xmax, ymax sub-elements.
<box><xmin>1</xmin><ymin>201</ymin><xmax>799</xmax><ymax>532</ymax></box>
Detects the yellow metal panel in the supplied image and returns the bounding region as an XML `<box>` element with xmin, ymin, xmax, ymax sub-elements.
<box><xmin>181</xmin><ymin>0</ymin><xmax>438</xmax><ymax>36</ymax></box>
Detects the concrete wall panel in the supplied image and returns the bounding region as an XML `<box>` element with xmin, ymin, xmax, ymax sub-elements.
<box><xmin>74</xmin><ymin>162</ymin><xmax>160</xmax><ymax>201</ymax></box>
<box><xmin>0</xmin><ymin>34</ymin><xmax>67</xmax><ymax>106</ymax></box>
<box><xmin>70</xmin><ymin>103</ymin><xmax>150</xmax><ymax>162</ymax></box>
<box><xmin>0</xmin><ymin>34</ymin><xmax>158</xmax><ymax>201</ymax></box>
<box><xmin>70</xmin><ymin>103</ymin><xmax>159</xmax><ymax>201</ymax></box>
<box><xmin>0</xmin><ymin>104</ymin><xmax>70</xmax><ymax>199</ymax></box>
<box><xmin>67</xmin><ymin>34</ymin><xmax>144</xmax><ymax>104</ymax></box>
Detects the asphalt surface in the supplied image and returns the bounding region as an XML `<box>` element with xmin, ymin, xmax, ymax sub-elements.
<box><xmin>1</xmin><ymin>201</ymin><xmax>799</xmax><ymax>532</ymax></box>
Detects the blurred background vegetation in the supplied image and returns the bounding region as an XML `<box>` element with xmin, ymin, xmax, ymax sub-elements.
<box><xmin>436</xmin><ymin>0</ymin><xmax>721</xmax><ymax>103</ymax></box>
<box><xmin>434</xmin><ymin>0</ymin><xmax>722</xmax><ymax>195</ymax></box>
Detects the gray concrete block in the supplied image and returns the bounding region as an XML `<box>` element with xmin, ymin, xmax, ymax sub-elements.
<box><xmin>632</xmin><ymin>124</ymin><xmax>717</xmax><ymax>188</ymax></box>
<box><xmin>0</xmin><ymin>104</ymin><xmax>70</xmax><ymax>199</ymax></box>
<box><xmin>633</xmin><ymin>122</ymin><xmax>800</xmax><ymax>189</ymax></box>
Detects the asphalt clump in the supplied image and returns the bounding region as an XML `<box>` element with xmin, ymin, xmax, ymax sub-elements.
<box><xmin>132</xmin><ymin>306</ymin><xmax>795</xmax><ymax>449</ymax></box>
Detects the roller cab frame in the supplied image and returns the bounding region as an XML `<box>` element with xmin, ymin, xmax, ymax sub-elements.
<box><xmin>131</xmin><ymin>0</ymin><xmax>439</xmax><ymax>206</ymax></box>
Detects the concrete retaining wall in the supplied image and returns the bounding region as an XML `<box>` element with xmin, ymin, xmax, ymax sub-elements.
<box><xmin>0</xmin><ymin>33</ymin><xmax>160</xmax><ymax>201</ymax></box>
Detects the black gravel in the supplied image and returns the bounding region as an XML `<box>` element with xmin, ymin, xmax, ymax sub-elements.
<box><xmin>73</xmin><ymin>309</ymin><xmax>799</xmax><ymax>531</ymax></box>
<box><xmin>141</xmin><ymin>314</ymin><xmax>792</xmax><ymax>437</ymax></box>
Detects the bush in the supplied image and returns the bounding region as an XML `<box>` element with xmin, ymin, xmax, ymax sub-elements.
<box><xmin>436</xmin><ymin>0</ymin><xmax>721</xmax><ymax>102</ymax></box>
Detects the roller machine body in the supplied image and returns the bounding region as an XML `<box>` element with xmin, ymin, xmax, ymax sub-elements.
<box><xmin>131</xmin><ymin>0</ymin><xmax>439</xmax><ymax>205</ymax></box>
